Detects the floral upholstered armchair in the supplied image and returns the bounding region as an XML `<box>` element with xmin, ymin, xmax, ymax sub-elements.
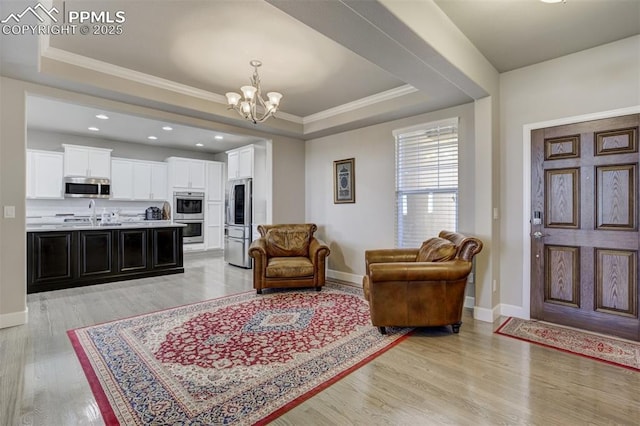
<box><xmin>362</xmin><ymin>230</ymin><xmax>483</xmax><ymax>334</ymax></box>
<box><xmin>248</xmin><ymin>224</ymin><xmax>330</xmax><ymax>294</ymax></box>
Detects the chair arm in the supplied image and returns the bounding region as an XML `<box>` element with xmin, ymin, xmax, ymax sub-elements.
<box><xmin>368</xmin><ymin>260</ymin><xmax>472</xmax><ymax>282</ymax></box>
<box><xmin>365</xmin><ymin>249</ymin><xmax>418</xmax><ymax>274</ymax></box>
<box><xmin>309</xmin><ymin>238</ymin><xmax>330</xmax><ymax>263</ymax></box>
<box><xmin>248</xmin><ymin>238</ymin><xmax>267</xmax><ymax>260</ymax></box>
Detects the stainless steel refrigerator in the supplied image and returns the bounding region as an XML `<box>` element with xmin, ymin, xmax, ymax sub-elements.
<box><xmin>224</xmin><ymin>178</ymin><xmax>252</xmax><ymax>268</ymax></box>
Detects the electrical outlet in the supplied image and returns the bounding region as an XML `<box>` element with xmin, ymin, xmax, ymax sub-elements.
<box><xmin>492</xmin><ymin>279</ymin><xmax>497</xmax><ymax>292</ymax></box>
<box><xmin>3</xmin><ymin>205</ymin><xmax>15</xmax><ymax>219</ymax></box>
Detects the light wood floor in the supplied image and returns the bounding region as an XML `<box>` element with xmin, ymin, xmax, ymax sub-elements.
<box><xmin>1</xmin><ymin>253</ymin><xmax>639</xmax><ymax>425</ymax></box>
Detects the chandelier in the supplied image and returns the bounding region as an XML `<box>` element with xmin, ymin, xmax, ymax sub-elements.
<box><xmin>225</xmin><ymin>60</ymin><xmax>283</xmax><ymax>124</ymax></box>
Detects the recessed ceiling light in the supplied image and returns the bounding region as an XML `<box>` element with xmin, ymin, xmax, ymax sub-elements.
<box><xmin>162</xmin><ymin>126</ymin><xmax>173</xmax><ymax>131</ymax></box>
<box><xmin>148</xmin><ymin>136</ymin><xmax>158</xmax><ymax>140</ymax></box>
<box><xmin>95</xmin><ymin>114</ymin><xmax>109</xmax><ymax>120</ymax></box>
<box><xmin>196</xmin><ymin>143</ymin><xmax>204</xmax><ymax>147</ymax></box>
<box><xmin>88</xmin><ymin>127</ymin><xmax>100</xmax><ymax>131</ymax></box>
<box><xmin>214</xmin><ymin>135</ymin><xmax>224</xmax><ymax>140</ymax></box>
<box><xmin>540</xmin><ymin>0</ymin><xmax>565</xmax><ymax>3</ymax></box>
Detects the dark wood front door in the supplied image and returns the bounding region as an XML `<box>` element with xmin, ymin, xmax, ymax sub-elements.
<box><xmin>531</xmin><ymin>114</ymin><xmax>640</xmax><ymax>341</ymax></box>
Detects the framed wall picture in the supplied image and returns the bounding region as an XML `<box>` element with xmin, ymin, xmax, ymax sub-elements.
<box><xmin>333</xmin><ymin>158</ymin><xmax>355</xmax><ymax>203</ymax></box>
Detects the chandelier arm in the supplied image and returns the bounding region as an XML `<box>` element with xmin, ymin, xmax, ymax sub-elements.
<box><xmin>226</xmin><ymin>60</ymin><xmax>281</xmax><ymax>124</ymax></box>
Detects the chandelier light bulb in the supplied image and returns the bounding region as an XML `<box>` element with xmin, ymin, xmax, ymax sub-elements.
<box><xmin>225</xmin><ymin>92</ymin><xmax>241</xmax><ymax>106</ymax></box>
<box><xmin>267</xmin><ymin>92</ymin><xmax>282</xmax><ymax>106</ymax></box>
<box><xmin>241</xmin><ymin>85</ymin><xmax>257</xmax><ymax>100</ymax></box>
<box><xmin>225</xmin><ymin>60</ymin><xmax>283</xmax><ymax>124</ymax></box>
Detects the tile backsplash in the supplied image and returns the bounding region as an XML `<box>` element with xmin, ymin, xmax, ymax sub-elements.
<box><xmin>27</xmin><ymin>198</ymin><xmax>168</xmax><ymax>224</ymax></box>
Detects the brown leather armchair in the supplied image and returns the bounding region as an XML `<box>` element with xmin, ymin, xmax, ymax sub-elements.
<box><xmin>248</xmin><ymin>224</ymin><xmax>330</xmax><ymax>294</ymax></box>
<box><xmin>362</xmin><ymin>230</ymin><xmax>483</xmax><ymax>334</ymax></box>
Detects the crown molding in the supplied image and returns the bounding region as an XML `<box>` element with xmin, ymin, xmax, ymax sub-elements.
<box><xmin>303</xmin><ymin>84</ymin><xmax>418</xmax><ymax>124</ymax></box>
<box><xmin>42</xmin><ymin>47</ymin><xmax>228</xmax><ymax>103</ymax></box>
<box><xmin>39</xmin><ymin>47</ymin><xmax>419</xmax><ymax>130</ymax></box>
<box><xmin>40</xmin><ymin>47</ymin><xmax>305</xmax><ymax>125</ymax></box>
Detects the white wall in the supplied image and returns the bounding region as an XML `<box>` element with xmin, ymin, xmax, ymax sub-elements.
<box><xmin>305</xmin><ymin>103</ymin><xmax>475</xmax><ymax>282</ymax></box>
<box><xmin>499</xmin><ymin>36</ymin><xmax>640</xmax><ymax>315</ymax></box>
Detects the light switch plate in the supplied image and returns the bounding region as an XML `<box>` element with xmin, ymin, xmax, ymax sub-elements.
<box><xmin>3</xmin><ymin>205</ymin><xmax>16</xmax><ymax>218</ymax></box>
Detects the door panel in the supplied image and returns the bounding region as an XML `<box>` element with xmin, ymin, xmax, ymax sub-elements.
<box><xmin>545</xmin><ymin>168</ymin><xmax>579</xmax><ymax>228</ymax></box>
<box><xmin>595</xmin><ymin>164</ymin><xmax>635</xmax><ymax>230</ymax></box>
<box><xmin>531</xmin><ymin>114</ymin><xmax>640</xmax><ymax>341</ymax></box>
<box><xmin>594</xmin><ymin>248</ymin><xmax>637</xmax><ymax>317</ymax></box>
<box><xmin>544</xmin><ymin>245</ymin><xmax>580</xmax><ymax>307</ymax></box>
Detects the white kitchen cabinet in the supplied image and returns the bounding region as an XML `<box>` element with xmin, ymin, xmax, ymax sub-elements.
<box><xmin>227</xmin><ymin>145</ymin><xmax>253</xmax><ymax>180</ymax></box>
<box><xmin>206</xmin><ymin>201</ymin><xmax>223</xmax><ymax>249</ymax></box>
<box><xmin>26</xmin><ymin>150</ymin><xmax>33</xmax><ymax>198</ymax></box>
<box><xmin>207</xmin><ymin>161</ymin><xmax>224</xmax><ymax>202</ymax></box>
<box><xmin>205</xmin><ymin>161</ymin><xmax>225</xmax><ymax>249</ymax></box>
<box><xmin>26</xmin><ymin>150</ymin><xmax>64</xmax><ymax>199</ymax></box>
<box><xmin>167</xmin><ymin>157</ymin><xmax>206</xmax><ymax>190</ymax></box>
<box><xmin>149</xmin><ymin>162</ymin><xmax>168</xmax><ymax>201</ymax></box>
<box><xmin>63</xmin><ymin>144</ymin><xmax>112</xmax><ymax>178</ymax></box>
<box><xmin>111</xmin><ymin>158</ymin><xmax>168</xmax><ymax>201</ymax></box>
<box><xmin>110</xmin><ymin>158</ymin><xmax>134</xmax><ymax>200</ymax></box>
<box><xmin>132</xmin><ymin>162</ymin><xmax>152</xmax><ymax>200</ymax></box>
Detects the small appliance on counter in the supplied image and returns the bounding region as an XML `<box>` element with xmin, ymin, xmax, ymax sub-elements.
<box><xmin>145</xmin><ymin>206</ymin><xmax>162</xmax><ymax>220</ymax></box>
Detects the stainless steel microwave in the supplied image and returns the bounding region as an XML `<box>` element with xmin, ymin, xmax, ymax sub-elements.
<box><xmin>64</xmin><ymin>177</ymin><xmax>111</xmax><ymax>198</ymax></box>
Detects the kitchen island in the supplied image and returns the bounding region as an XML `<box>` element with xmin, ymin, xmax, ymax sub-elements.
<box><xmin>27</xmin><ymin>222</ymin><xmax>185</xmax><ymax>293</ymax></box>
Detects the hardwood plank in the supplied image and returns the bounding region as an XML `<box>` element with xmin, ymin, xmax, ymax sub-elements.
<box><xmin>1</xmin><ymin>252</ymin><xmax>639</xmax><ymax>425</ymax></box>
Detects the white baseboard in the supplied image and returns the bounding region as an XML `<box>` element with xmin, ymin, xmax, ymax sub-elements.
<box><xmin>499</xmin><ymin>303</ymin><xmax>530</xmax><ymax>320</ymax></box>
<box><xmin>473</xmin><ymin>303</ymin><xmax>530</xmax><ymax>323</ymax></box>
<box><xmin>0</xmin><ymin>308</ymin><xmax>28</xmax><ymax>329</ymax></box>
<box><xmin>473</xmin><ymin>304</ymin><xmax>501</xmax><ymax>323</ymax></box>
<box><xmin>327</xmin><ymin>269</ymin><xmax>362</xmax><ymax>285</ymax></box>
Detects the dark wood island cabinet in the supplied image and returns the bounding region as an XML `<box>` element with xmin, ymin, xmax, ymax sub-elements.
<box><xmin>27</xmin><ymin>225</ymin><xmax>184</xmax><ymax>293</ymax></box>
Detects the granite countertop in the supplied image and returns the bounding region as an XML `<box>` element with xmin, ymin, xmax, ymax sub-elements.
<box><xmin>27</xmin><ymin>220</ymin><xmax>187</xmax><ymax>232</ymax></box>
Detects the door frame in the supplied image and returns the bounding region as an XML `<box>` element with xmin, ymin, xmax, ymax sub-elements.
<box><xmin>521</xmin><ymin>105</ymin><xmax>640</xmax><ymax>319</ymax></box>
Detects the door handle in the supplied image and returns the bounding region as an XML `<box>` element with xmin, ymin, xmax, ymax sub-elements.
<box><xmin>532</xmin><ymin>231</ymin><xmax>546</xmax><ymax>239</ymax></box>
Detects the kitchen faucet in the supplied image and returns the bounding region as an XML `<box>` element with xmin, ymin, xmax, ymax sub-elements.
<box><xmin>89</xmin><ymin>199</ymin><xmax>96</xmax><ymax>226</ymax></box>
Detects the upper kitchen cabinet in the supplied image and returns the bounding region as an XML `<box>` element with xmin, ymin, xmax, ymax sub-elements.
<box><xmin>63</xmin><ymin>144</ymin><xmax>112</xmax><ymax>178</ymax></box>
<box><xmin>167</xmin><ymin>157</ymin><xmax>206</xmax><ymax>190</ymax></box>
<box><xmin>133</xmin><ymin>161</ymin><xmax>168</xmax><ymax>201</ymax></box>
<box><xmin>111</xmin><ymin>158</ymin><xmax>168</xmax><ymax>201</ymax></box>
<box><xmin>227</xmin><ymin>145</ymin><xmax>254</xmax><ymax>180</ymax></box>
<box><xmin>149</xmin><ymin>162</ymin><xmax>168</xmax><ymax>201</ymax></box>
<box><xmin>27</xmin><ymin>150</ymin><xmax>64</xmax><ymax>199</ymax></box>
<box><xmin>110</xmin><ymin>158</ymin><xmax>134</xmax><ymax>200</ymax></box>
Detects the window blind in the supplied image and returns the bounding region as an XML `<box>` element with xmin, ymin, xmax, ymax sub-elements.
<box><xmin>394</xmin><ymin>118</ymin><xmax>459</xmax><ymax>248</ymax></box>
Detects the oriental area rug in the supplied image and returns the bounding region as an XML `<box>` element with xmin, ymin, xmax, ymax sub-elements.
<box><xmin>496</xmin><ymin>317</ymin><xmax>640</xmax><ymax>371</ymax></box>
<box><xmin>67</xmin><ymin>283</ymin><xmax>412</xmax><ymax>425</ymax></box>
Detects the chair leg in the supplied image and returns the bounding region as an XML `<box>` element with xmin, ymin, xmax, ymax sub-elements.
<box><xmin>315</xmin><ymin>286</ymin><xmax>321</xmax><ymax>292</ymax></box>
<box><xmin>378</xmin><ymin>326</ymin><xmax>386</xmax><ymax>335</ymax></box>
<box><xmin>256</xmin><ymin>289</ymin><xmax>262</xmax><ymax>295</ymax></box>
<box><xmin>452</xmin><ymin>322</ymin><xmax>462</xmax><ymax>333</ymax></box>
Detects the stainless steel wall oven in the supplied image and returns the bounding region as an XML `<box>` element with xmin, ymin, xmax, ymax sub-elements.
<box><xmin>173</xmin><ymin>191</ymin><xmax>204</xmax><ymax>220</ymax></box>
<box><xmin>177</xmin><ymin>219</ymin><xmax>204</xmax><ymax>244</ymax></box>
<box><xmin>173</xmin><ymin>191</ymin><xmax>205</xmax><ymax>244</ymax></box>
